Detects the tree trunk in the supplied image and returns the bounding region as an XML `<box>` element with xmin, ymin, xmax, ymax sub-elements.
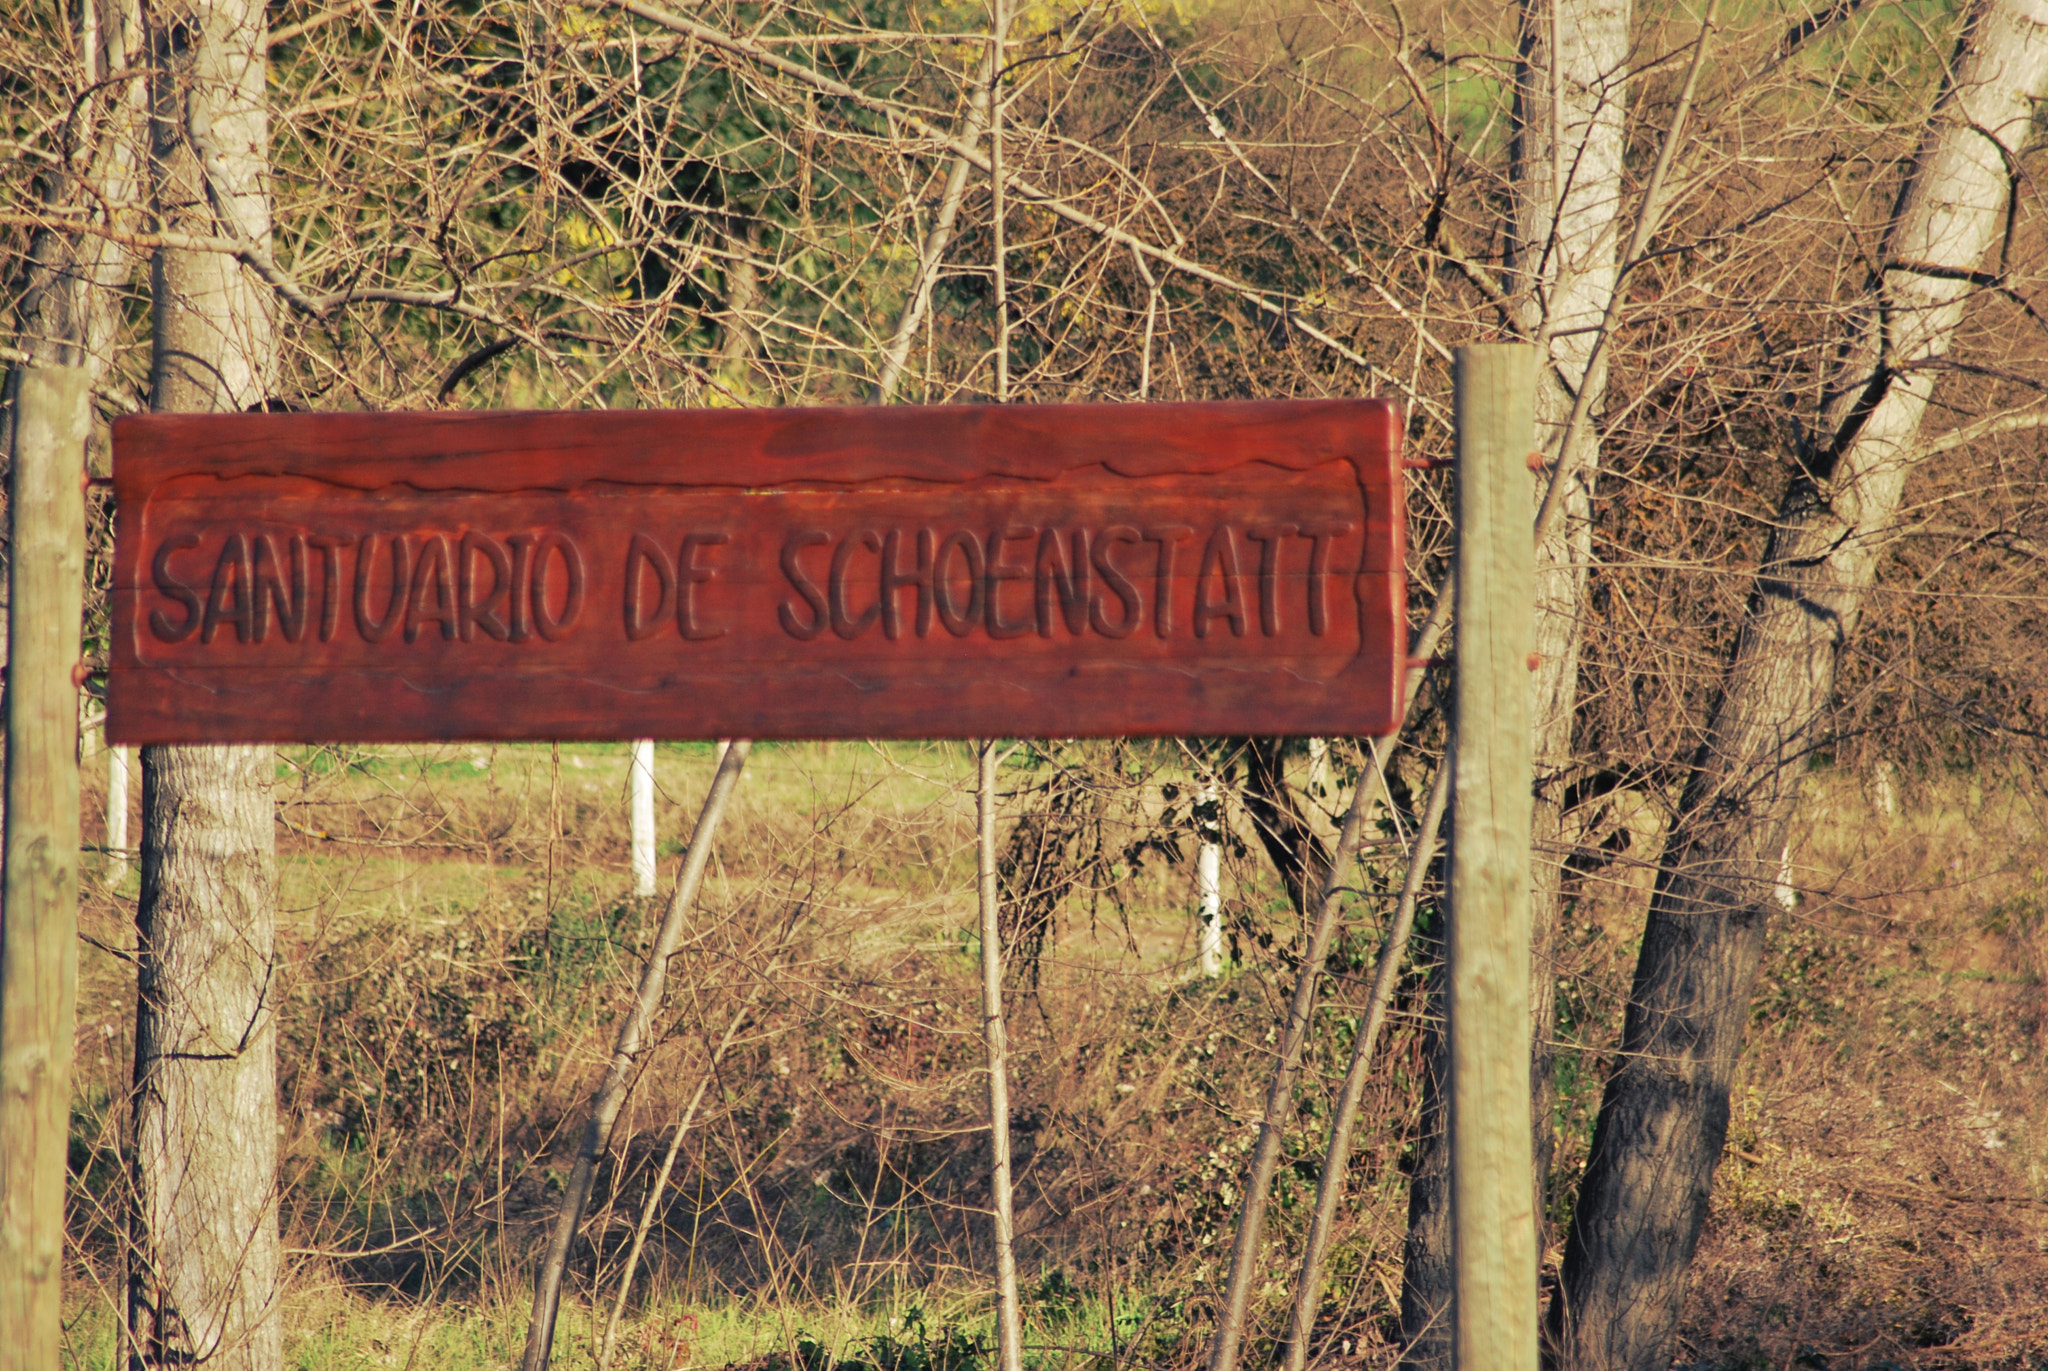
<box><xmin>1401</xmin><ymin>1</ymin><xmax>1630</xmax><ymax>1357</ymax></box>
<box><xmin>715</xmin><ymin>217</ymin><xmax>762</xmax><ymax>389</ymax></box>
<box><xmin>977</xmin><ymin>742</ymin><xmax>1025</xmax><ymax>1371</ymax></box>
<box><xmin>1515</xmin><ymin>0</ymin><xmax>1630</xmax><ymax>1242</ymax></box>
<box><xmin>3</xmin><ymin>5</ymin><xmax>146</xmax><ymax>377</ymax></box>
<box><xmin>130</xmin><ymin>748</ymin><xmax>281</xmax><ymax>1371</ymax></box>
<box><xmin>109</xmin><ymin>745</ymin><xmax>134</xmax><ymax>886</ymax></box>
<box><xmin>1397</xmin><ymin>914</ymin><xmax>1454</xmax><ymax>1366</ymax></box>
<box><xmin>1553</xmin><ymin>4</ymin><xmax>2048</xmax><ymax>1365</ymax></box>
<box><xmin>130</xmin><ymin>3</ymin><xmax>282</xmax><ymax>1369</ymax></box>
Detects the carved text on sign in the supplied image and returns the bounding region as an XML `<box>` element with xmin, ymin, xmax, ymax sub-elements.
<box><xmin>109</xmin><ymin>401</ymin><xmax>1405</xmax><ymax>742</ymax></box>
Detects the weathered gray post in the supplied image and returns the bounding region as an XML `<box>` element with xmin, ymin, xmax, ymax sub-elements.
<box><xmin>0</xmin><ymin>363</ymin><xmax>91</xmax><ymax>1371</ymax></box>
<box><xmin>1450</xmin><ymin>343</ymin><xmax>1538</xmax><ymax>1370</ymax></box>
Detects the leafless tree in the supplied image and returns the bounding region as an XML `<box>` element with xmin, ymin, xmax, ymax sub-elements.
<box><xmin>1556</xmin><ymin>2</ymin><xmax>2048</xmax><ymax>1363</ymax></box>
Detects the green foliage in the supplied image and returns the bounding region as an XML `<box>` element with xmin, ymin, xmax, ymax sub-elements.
<box><xmin>784</xmin><ymin>1308</ymin><xmax>992</xmax><ymax>1371</ymax></box>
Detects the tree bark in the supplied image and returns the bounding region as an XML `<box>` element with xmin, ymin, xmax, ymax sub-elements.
<box><xmin>1514</xmin><ymin>0</ymin><xmax>1630</xmax><ymax>1242</ymax></box>
<box><xmin>130</xmin><ymin>3</ymin><xmax>282</xmax><ymax>1368</ymax></box>
<box><xmin>130</xmin><ymin>747</ymin><xmax>281</xmax><ymax>1371</ymax></box>
<box><xmin>715</xmin><ymin>217</ymin><xmax>762</xmax><ymax>388</ymax></box>
<box><xmin>1401</xmin><ymin>2</ymin><xmax>1630</xmax><ymax>1357</ymax></box>
<box><xmin>1553</xmin><ymin>4</ymin><xmax>2048</xmax><ymax>1366</ymax></box>
<box><xmin>1398</xmin><ymin>946</ymin><xmax>1454</xmax><ymax>1366</ymax></box>
<box><xmin>1195</xmin><ymin>778</ymin><xmax>1224</xmax><ymax>977</ymax></box>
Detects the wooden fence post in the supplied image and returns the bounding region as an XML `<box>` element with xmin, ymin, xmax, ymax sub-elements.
<box><xmin>629</xmin><ymin>738</ymin><xmax>656</xmax><ymax>897</ymax></box>
<box><xmin>106</xmin><ymin>743</ymin><xmax>132</xmax><ymax>885</ymax></box>
<box><xmin>1450</xmin><ymin>344</ymin><xmax>1538</xmax><ymax>1371</ymax></box>
<box><xmin>0</xmin><ymin>363</ymin><xmax>91</xmax><ymax>1371</ymax></box>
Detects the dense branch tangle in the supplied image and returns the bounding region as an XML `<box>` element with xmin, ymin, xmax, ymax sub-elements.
<box><xmin>10</xmin><ymin>0</ymin><xmax>1465</xmax><ymax>419</ymax></box>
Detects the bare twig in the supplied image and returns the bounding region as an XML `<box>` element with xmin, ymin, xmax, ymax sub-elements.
<box><xmin>979</xmin><ymin>739</ymin><xmax>1025</xmax><ymax>1371</ymax></box>
<box><xmin>1207</xmin><ymin>753</ymin><xmax>1390</xmax><ymax>1371</ymax></box>
<box><xmin>521</xmin><ymin>740</ymin><xmax>752</xmax><ymax>1371</ymax></box>
<box><xmin>1281</xmin><ymin>757</ymin><xmax>1451</xmax><ymax>1371</ymax></box>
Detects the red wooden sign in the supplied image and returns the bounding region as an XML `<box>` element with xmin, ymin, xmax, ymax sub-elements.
<box><xmin>107</xmin><ymin>400</ymin><xmax>1406</xmax><ymax>744</ymax></box>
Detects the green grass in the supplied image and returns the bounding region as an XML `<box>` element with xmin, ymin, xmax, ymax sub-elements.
<box><xmin>60</xmin><ymin>1276</ymin><xmax>1198</xmax><ymax>1371</ymax></box>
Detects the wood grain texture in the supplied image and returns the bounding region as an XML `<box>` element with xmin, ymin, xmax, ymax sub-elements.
<box><xmin>108</xmin><ymin>400</ymin><xmax>1405</xmax><ymax>743</ymax></box>
<box><xmin>0</xmin><ymin>364</ymin><xmax>89</xmax><ymax>1371</ymax></box>
<box><xmin>1447</xmin><ymin>346</ymin><xmax>1538</xmax><ymax>1371</ymax></box>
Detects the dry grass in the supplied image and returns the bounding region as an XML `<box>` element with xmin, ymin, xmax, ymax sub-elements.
<box><xmin>1672</xmin><ymin>772</ymin><xmax>2048</xmax><ymax>1370</ymax></box>
<box><xmin>58</xmin><ymin>744</ymin><xmax>2048</xmax><ymax>1371</ymax></box>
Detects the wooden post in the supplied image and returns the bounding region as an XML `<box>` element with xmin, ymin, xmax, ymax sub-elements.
<box><xmin>1449</xmin><ymin>344</ymin><xmax>1538</xmax><ymax>1371</ymax></box>
<box><xmin>106</xmin><ymin>743</ymin><xmax>132</xmax><ymax>886</ymax></box>
<box><xmin>629</xmin><ymin>738</ymin><xmax>656</xmax><ymax>897</ymax></box>
<box><xmin>978</xmin><ymin>741</ymin><xmax>1025</xmax><ymax>1371</ymax></box>
<box><xmin>0</xmin><ymin>363</ymin><xmax>91</xmax><ymax>1371</ymax></box>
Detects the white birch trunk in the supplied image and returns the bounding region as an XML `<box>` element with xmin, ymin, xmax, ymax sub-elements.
<box><xmin>629</xmin><ymin>739</ymin><xmax>656</xmax><ymax>897</ymax></box>
<box><xmin>1873</xmin><ymin>761</ymin><xmax>1899</xmax><ymax>820</ymax></box>
<box><xmin>1195</xmin><ymin>780</ymin><xmax>1223</xmax><ymax>977</ymax></box>
<box><xmin>131</xmin><ymin>3</ymin><xmax>282</xmax><ymax>1368</ymax></box>
<box><xmin>1519</xmin><ymin>0</ymin><xmax>1629</xmax><ymax>785</ymax></box>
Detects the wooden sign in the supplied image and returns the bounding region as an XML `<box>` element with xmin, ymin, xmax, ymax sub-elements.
<box><xmin>107</xmin><ymin>400</ymin><xmax>1406</xmax><ymax>743</ymax></box>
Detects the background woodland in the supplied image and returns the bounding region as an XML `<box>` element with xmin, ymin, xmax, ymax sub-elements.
<box><xmin>7</xmin><ymin>0</ymin><xmax>2048</xmax><ymax>1369</ymax></box>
